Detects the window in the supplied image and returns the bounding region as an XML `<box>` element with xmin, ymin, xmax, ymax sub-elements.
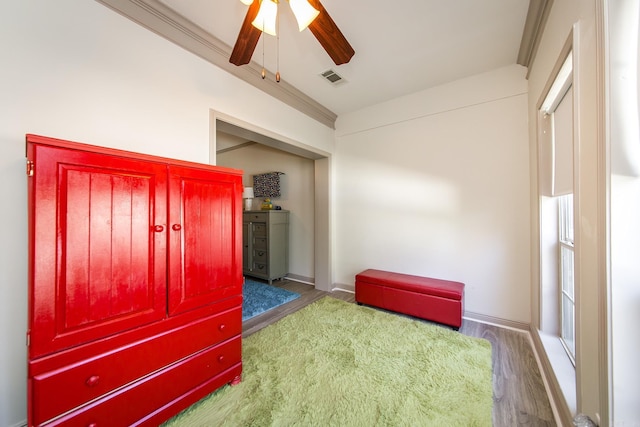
<box><xmin>537</xmin><ymin>44</ymin><xmax>577</xmax><ymax>414</ymax></box>
<box><xmin>539</xmin><ymin>49</ymin><xmax>575</xmax><ymax>364</ymax></box>
<box><xmin>558</xmin><ymin>194</ymin><xmax>575</xmax><ymax>362</ymax></box>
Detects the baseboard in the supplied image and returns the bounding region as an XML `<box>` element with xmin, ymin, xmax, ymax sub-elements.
<box><xmin>463</xmin><ymin>311</ymin><xmax>530</xmax><ymax>332</ymax></box>
<box><xmin>9</xmin><ymin>419</ymin><xmax>26</xmax><ymax>427</ymax></box>
<box><xmin>285</xmin><ymin>276</ymin><xmax>355</xmax><ymax>294</ymax></box>
<box><xmin>331</xmin><ymin>282</ymin><xmax>354</xmax><ymax>293</ymax></box>
<box><xmin>284</xmin><ymin>274</ymin><xmax>314</xmax><ymax>285</ymax></box>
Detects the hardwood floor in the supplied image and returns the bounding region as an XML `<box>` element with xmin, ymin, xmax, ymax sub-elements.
<box><xmin>243</xmin><ymin>279</ymin><xmax>557</xmax><ymax>426</ymax></box>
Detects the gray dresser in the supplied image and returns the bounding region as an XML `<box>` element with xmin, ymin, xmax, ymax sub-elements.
<box><xmin>243</xmin><ymin>210</ymin><xmax>289</xmax><ymax>284</ymax></box>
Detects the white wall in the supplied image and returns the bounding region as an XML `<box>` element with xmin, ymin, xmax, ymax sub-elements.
<box><xmin>334</xmin><ymin>65</ymin><xmax>531</xmax><ymax>323</ymax></box>
<box><xmin>527</xmin><ymin>0</ymin><xmax>607</xmax><ymax>423</ymax></box>
<box><xmin>611</xmin><ymin>175</ymin><xmax>640</xmax><ymax>423</ymax></box>
<box><xmin>0</xmin><ymin>1</ymin><xmax>334</xmax><ymax>425</ymax></box>
<box><xmin>609</xmin><ymin>0</ymin><xmax>640</xmax><ymax>422</ymax></box>
<box><xmin>217</xmin><ymin>139</ymin><xmax>316</xmax><ymax>281</ymax></box>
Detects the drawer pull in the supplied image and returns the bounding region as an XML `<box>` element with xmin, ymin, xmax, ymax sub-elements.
<box><xmin>85</xmin><ymin>375</ymin><xmax>100</xmax><ymax>387</ymax></box>
<box><xmin>218</xmin><ymin>323</ymin><xmax>226</xmax><ymax>332</ymax></box>
<box><xmin>87</xmin><ymin>423</ymin><xmax>97</xmax><ymax>427</ymax></box>
<box><xmin>153</xmin><ymin>225</ymin><xmax>164</xmax><ymax>232</ymax></box>
<box><xmin>257</xmin><ymin>251</ymin><xmax>265</xmax><ymax>256</ymax></box>
<box><xmin>218</xmin><ymin>355</ymin><xmax>225</xmax><ymax>363</ymax></box>
<box><xmin>172</xmin><ymin>224</ymin><xmax>182</xmax><ymax>231</ymax></box>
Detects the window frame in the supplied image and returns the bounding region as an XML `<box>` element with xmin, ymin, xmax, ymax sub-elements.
<box><xmin>558</xmin><ymin>194</ymin><xmax>575</xmax><ymax>364</ymax></box>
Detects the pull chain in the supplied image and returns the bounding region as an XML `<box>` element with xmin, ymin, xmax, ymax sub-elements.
<box><xmin>260</xmin><ymin>6</ymin><xmax>266</xmax><ymax>79</ymax></box>
<box><xmin>275</xmin><ymin>4</ymin><xmax>280</xmax><ymax>83</ymax></box>
<box><xmin>261</xmin><ymin>25</ymin><xmax>266</xmax><ymax>79</ymax></box>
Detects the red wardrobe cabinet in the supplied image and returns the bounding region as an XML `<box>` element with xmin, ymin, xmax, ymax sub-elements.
<box><xmin>26</xmin><ymin>134</ymin><xmax>244</xmax><ymax>426</ymax></box>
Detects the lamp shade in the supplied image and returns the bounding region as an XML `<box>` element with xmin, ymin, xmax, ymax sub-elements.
<box><xmin>288</xmin><ymin>0</ymin><xmax>319</xmax><ymax>31</ymax></box>
<box><xmin>243</xmin><ymin>187</ymin><xmax>255</xmax><ymax>199</ymax></box>
<box><xmin>251</xmin><ymin>0</ymin><xmax>278</xmax><ymax>36</ymax></box>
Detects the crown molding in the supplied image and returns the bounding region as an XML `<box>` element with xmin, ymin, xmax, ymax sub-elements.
<box><xmin>95</xmin><ymin>0</ymin><xmax>337</xmax><ymax>129</ymax></box>
<box><xmin>517</xmin><ymin>0</ymin><xmax>554</xmax><ymax>75</ymax></box>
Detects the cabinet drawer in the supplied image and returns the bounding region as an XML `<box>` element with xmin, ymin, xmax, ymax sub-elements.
<box><xmin>31</xmin><ymin>306</ymin><xmax>241</xmax><ymax>425</ymax></box>
<box><xmin>244</xmin><ymin>212</ymin><xmax>267</xmax><ymax>222</ymax></box>
<box><xmin>46</xmin><ymin>336</ymin><xmax>242</xmax><ymax>427</ymax></box>
<box><xmin>251</xmin><ymin>223</ymin><xmax>267</xmax><ymax>237</ymax></box>
<box><xmin>252</xmin><ymin>248</ymin><xmax>267</xmax><ymax>262</ymax></box>
<box><xmin>252</xmin><ymin>262</ymin><xmax>268</xmax><ymax>274</ymax></box>
<box><xmin>252</xmin><ymin>237</ymin><xmax>267</xmax><ymax>249</ymax></box>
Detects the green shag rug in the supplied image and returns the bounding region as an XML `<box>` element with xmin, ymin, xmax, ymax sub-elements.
<box><xmin>163</xmin><ymin>297</ymin><xmax>493</xmax><ymax>426</ymax></box>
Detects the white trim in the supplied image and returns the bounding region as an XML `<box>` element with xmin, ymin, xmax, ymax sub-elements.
<box><xmin>595</xmin><ymin>0</ymin><xmax>610</xmax><ymax>422</ymax></box>
<box><xmin>285</xmin><ymin>274</ymin><xmax>315</xmax><ymax>286</ymax></box>
<box><xmin>534</xmin><ymin>28</ymin><xmax>578</xmax><ymax>426</ymax></box>
<box><xmin>209</xmin><ymin>110</ymin><xmax>333</xmax><ymax>293</ymax></box>
<box><xmin>95</xmin><ymin>0</ymin><xmax>337</xmax><ymax>128</ymax></box>
<box><xmin>331</xmin><ymin>287</ymin><xmax>356</xmax><ymax>295</ymax></box>
<box><xmin>540</xmin><ymin>52</ymin><xmax>573</xmax><ymax>114</ymax></box>
<box><xmin>571</xmin><ymin>21</ymin><xmax>584</xmax><ymax>414</ymax></box>
<box><xmin>462</xmin><ymin>311</ymin><xmax>530</xmax><ymax>332</ymax></box>
<box><xmin>213</xmin><ymin>111</ymin><xmax>330</xmax><ymax>160</ymax></box>
<box><xmin>332</xmin><ymin>282</ymin><xmax>355</xmax><ymax>293</ymax></box>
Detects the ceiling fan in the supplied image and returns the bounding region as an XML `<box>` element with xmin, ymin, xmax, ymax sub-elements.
<box><xmin>229</xmin><ymin>0</ymin><xmax>355</xmax><ymax>67</ymax></box>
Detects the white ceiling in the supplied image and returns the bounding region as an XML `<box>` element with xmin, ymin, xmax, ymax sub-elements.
<box><xmin>154</xmin><ymin>0</ymin><xmax>530</xmax><ymax>117</ymax></box>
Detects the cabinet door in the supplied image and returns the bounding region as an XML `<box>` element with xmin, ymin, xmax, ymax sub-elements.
<box><xmin>28</xmin><ymin>144</ymin><xmax>168</xmax><ymax>358</ymax></box>
<box><xmin>167</xmin><ymin>165</ymin><xmax>242</xmax><ymax>315</ymax></box>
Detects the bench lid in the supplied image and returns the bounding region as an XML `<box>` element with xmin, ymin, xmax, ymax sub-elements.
<box><xmin>355</xmin><ymin>269</ymin><xmax>464</xmax><ymax>300</ymax></box>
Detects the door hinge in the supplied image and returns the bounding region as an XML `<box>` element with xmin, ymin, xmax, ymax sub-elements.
<box><xmin>26</xmin><ymin>331</ymin><xmax>30</xmax><ymax>347</ymax></box>
<box><xmin>26</xmin><ymin>160</ymin><xmax>34</xmax><ymax>177</ymax></box>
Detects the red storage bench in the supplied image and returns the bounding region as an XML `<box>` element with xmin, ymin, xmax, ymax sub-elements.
<box><xmin>355</xmin><ymin>269</ymin><xmax>465</xmax><ymax>329</ymax></box>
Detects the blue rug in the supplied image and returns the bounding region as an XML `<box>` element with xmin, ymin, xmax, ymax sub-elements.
<box><xmin>242</xmin><ymin>279</ymin><xmax>300</xmax><ymax>321</ymax></box>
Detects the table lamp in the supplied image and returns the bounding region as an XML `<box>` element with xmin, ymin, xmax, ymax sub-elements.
<box><xmin>243</xmin><ymin>187</ymin><xmax>254</xmax><ymax>211</ymax></box>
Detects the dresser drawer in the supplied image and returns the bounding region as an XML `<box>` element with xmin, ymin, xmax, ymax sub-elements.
<box><xmin>252</xmin><ymin>237</ymin><xmax>267</xmax><ymax>249</ymax></box>
<box><xmin>251</xmin><ymin>262</ymin><xmax>268</xmax><ymax>274</ymax></box>
<box><xmin>46</xmin><ymin>336</ymin><xmax>242</xmax><ymax>427</ymax></box>
<box><xmin>252</xmin><ymin>248</ymin><xmax>267</xmax><ymax>262</ymax></box>
<box><xmin>251</xmin><ymin>222</ymin><xmax>267</xmax><ymax>237</ymax></box>
<box><xmin>31</xmin><ymin>306</ymin><xmax>241</xmax><ymax>425</ymax></box>
<box><xmin>244</xmin><ymin>212</ymin><xmax>267</xmax><ymax>222</ymax></box>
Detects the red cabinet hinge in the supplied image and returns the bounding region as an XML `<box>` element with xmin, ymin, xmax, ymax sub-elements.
<box><xmin>26</xmin><ymin>160</ymin><xmax>34</xmax><ymax>177</ymax></box>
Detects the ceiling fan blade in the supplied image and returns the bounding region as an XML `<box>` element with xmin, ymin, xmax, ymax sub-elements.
<box><xmin>229</xmin><ymin>0</ymin><xmax>262</xmax><ymax>66</ymax></box>
<box><xmin>307</xmin><ymin>0</ymin><xmax>355</xmax><ymax>65</ymax></box>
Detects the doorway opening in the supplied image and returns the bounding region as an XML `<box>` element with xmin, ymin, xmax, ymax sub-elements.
<box><xmin>209</xmin><ymin>110</ymin><xmax>332</xmax><ymax>292</ymax></box>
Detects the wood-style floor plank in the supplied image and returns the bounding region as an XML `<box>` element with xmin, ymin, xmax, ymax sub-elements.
<box><xmin>243</xmin><ymin>279</ymin><xmax>556</xmax><ymax>426</ymax></box>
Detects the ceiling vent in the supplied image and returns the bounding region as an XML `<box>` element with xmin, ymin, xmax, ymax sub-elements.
<box><xmin>320</xmin><ymin>69</ymin><xmax>346</xmax><ymax>86</ymax></box>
